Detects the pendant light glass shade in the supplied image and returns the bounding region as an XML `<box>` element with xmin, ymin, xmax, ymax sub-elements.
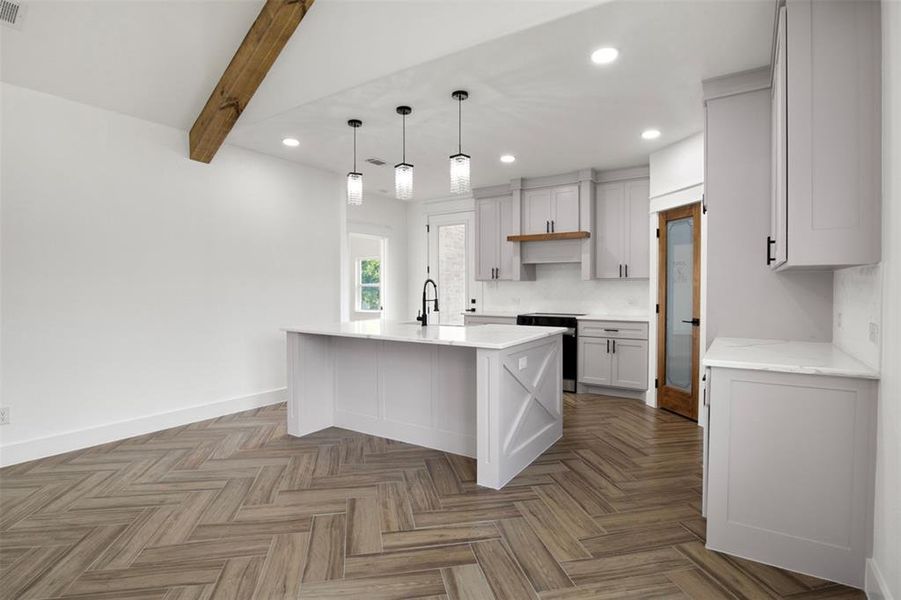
<box><xmin>395</xmin><ymin>106</ymin><xmax>414</xmax><ymax>200</ymax></box>
<box><xmin>449</xmin><ymin>90</ymin><xmax>471</xmax><ymax>194</ymax></box>
<box><xmin>449</xmin><ymin>153</ymin><xmax>470</xmax><ymax>194</ymax></box>
<box><xmin>346</xmin><ymin>119</ymin><xmax>363</xmax><ymax>206</ymax></box>
<box><xmin>346</xmin><ymin>172</ymin><xmax>363</xmax><ymax>205</ymax></box>
<box><xmin>395</xmin><ymin>163</ymin><xmax>414</xmax><ymax>200</ymax></box>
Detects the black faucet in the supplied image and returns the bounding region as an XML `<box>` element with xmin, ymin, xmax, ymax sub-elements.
<box><xmin>416</xmin><ymin>278</ymin><xmax>439</xmax><ymax>326</ymax></box>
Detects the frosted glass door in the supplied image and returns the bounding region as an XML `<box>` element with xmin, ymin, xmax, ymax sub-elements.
<box><xmin>657</xmin><ymin>202</ymin><xmax>701</xmax><ymax>420</ymax></box>
<box><xmin>665</xmin><ymin>218</ymin><xmax>694</xmax><ymax>391</ymax></box>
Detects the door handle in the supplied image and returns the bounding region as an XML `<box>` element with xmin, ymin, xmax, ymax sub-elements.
<box><xmin>681</xmin><ymin>318</ymin><xmax>701</xmax><ymax>326</ymax></box>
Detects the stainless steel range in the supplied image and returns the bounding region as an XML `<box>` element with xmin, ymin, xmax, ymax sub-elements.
<box><xmin>515</xmin><ymin>313</ymin><xmax>585</xmax><ymax>392</ymax></box>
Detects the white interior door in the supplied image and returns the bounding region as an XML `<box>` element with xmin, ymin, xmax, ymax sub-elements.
<box><xmin>428</xmin><ymin>212</ymin><xmax>478</xmax><ymax>325</ymax></box>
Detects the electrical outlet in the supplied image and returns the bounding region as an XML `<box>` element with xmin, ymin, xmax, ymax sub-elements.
<box><xmin>869</xmin><ymin>322</ymin><xmax>879</xmax><ymax>345</ymax></box>
<box><xmin>0</xmin><ymin>407</ymin><xmax>9</xmax><ymax>426</ymax></box>
<box><xmin>518</xmin><ymin>356</ymin><xmax>528</xmax><ymax>370</ymax></box>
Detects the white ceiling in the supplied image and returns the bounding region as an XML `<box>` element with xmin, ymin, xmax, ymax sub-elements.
<box><xmin>1</xmin><ymin>0</ymin><xmax>595</xmax><ymax>130</ymax></box>
<box><xmin>2</xmin><ymin>0</ymin><xmax>774</xmax><ymax>202</ymax></box>
<box><xmin>0</xmin><ymin>0</ymin><xmax>264</xmax><ymax>129</ymax></box>
<box><xmin>229</xmin><ymin>0</ymin><xmax>775</xmax><ymax>200</ymax></box>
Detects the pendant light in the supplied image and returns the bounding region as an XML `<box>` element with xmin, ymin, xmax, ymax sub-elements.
<box><xmin>395</xmin><ymin>106</ymin><xmax>414</xmax><ymax>200</ymax></box>
<box><xmin>346</xmin><ymin>119</ymin><xmax>363</xmax><ymax>206</ymax></box>
<box><xmin>449</xmin><ymin>90</ymin><xmax>471</xmax><ymax>194</ymax></box>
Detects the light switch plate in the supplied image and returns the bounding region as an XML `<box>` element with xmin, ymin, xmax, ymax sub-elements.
<box><xmin>518</xmin><ymin>357</ymin><xmax>528</xmax><ymax>370</ymax></box>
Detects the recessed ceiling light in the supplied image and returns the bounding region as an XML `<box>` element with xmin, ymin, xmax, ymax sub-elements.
<box><xmin>500</xmin><ymin>154</ymin><xmax>516</xmax><ymax>163</ymax></box>
<box><xmin>282</xmin><ymin>137</ymin><xmax>300</xmax><ymax>147</ymax></box>
<box><xmin>641</xmin><ymin>129</ymin><xmax>661</xmax><ymax>140</ymax></box>
<box><xmin>590</xmin><ymin>47</ymin><xmax>619</xmax><ymax>65</ymax></box>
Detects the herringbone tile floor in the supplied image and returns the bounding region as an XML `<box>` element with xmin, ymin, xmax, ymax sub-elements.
<box><xmin>0</xmin><ymin>394</ymin><xmax>864</xmax><ymax>599</ymax></box>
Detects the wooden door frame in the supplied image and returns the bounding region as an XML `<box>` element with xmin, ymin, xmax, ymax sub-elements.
<box><xmin>656</xmin><ymin>202</ymin><xmax>702</xmax><ymax>420</ymax></box>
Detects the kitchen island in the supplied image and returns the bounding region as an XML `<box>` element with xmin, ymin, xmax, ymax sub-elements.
<box><xmin>284</xmin><ymin>320</ymin><xmax>566</xmax><ymax>489</ymax></box>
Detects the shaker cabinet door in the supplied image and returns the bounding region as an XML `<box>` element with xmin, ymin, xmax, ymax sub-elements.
<box><xmin>578</xmin><ymin>337</ymin><xmax>613</xmax><ymax>386</ymax></box>
<box><xmin>475</xmin><ymin>198</ymin><xmax>499</xmax><ymax>281</ymax></box>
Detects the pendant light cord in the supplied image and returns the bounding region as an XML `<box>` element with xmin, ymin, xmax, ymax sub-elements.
<box><xmin>458</xmin><ymin>96</ymin><xmax>462</xmax><ymax>154</ymax></box>
<box><xmin>353</xmin><ymin>125</ymin><xmax>357</xmax><ymax>172</ymax></box>
<box><xmin>402</xmin><ymin>112</ymin><xmax>406</xmax><ymax>163</ymax></box>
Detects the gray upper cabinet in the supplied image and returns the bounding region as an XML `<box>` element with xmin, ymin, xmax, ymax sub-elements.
<box><xmin>770</xmin><ymin>0</ymin><xmax>881</xmax><ymax>270</ymax></box>
<box><xmin>595</xmin><ymin>179</ymin><xmax>650</xmax><ymax>279</ymax></box>
<box><xmin>476</xmin><ymin>194</ymin><xmax>530</xmax><ymax>281</ymax></box>
<box><xmin>522</xmin><ymin>184</ymin><xmax>580</xmax><ymax>234</ymax></box>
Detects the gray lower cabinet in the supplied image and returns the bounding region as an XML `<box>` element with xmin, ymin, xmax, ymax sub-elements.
<box><xmin>578</xmin><ymin>321</ymin><xmax>648</xmax><ymax>391</ymax></box>
<box><xmin>705</xmin><ymin>366</ymin><xmax>877</xmax><ymax>588</ymax></box>
<box><xmin>578</xmin><ymin>338</ymin><xmax>614</xmax><ymax>386</ymax></box>
<box><xmin>610</xmin><ymin>339</ymin><xmax>648</xmax><ymax>389</ymax></box>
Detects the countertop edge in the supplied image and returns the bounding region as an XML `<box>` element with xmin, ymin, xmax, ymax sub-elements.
<box><xmin>283</xmin><ymin>326</ymin><xmax>567</xmax><ymax>350</ymax></box>
<box><xmin>702</xmin><ymin>358</ymin><xmax>880</xmax><ymax>380</ymax></box>
<box><xmin>703</xmin><ymin>337</ymin><xmax>880</xmax><ymax>380</ymax></box>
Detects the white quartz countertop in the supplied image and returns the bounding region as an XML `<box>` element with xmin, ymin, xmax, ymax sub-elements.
<box><xmin>577</xmin><ymin>314</ymin><xmax>650</xmax><ymax>322</ymax></box>
<box><xmin>704</xmin><ymin>337</ymin><xmax>880</xmax><ymax>379</ymax></box>
<box><xmin>284</xmin><ymin>320</ymin><xmax>566</xmax><ymax>350</ymax></box>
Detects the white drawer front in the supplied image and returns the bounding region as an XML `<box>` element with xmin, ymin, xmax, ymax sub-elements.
<box><xmin>579</xmin><ymin>320</ymin><xmax>648</xmax><ymax>340</ymax></box>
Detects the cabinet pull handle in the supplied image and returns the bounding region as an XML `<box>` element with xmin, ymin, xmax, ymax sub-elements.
<box><xmin>766</xmin><ymin>236</ymin><xmax>776</xmax><ymax>265</ymax></box>
<box><xmin>603</xmin><ymin>328</ymin><xmax>619</xmax><ymax>332</ymax></box>
<box><xmin>625</xmin><ymin>264</ymin><xmax>628</xmax><ymax>278</ymax></box>
<box><xmin>612</xmin><ymin>340</ymin><xmax>616</xmax><ymax>353</ymax></box>
<box><xmin>618</xmin><ymin>264</ymin><xmax>622</xmax><ymax>278</ymax></box>
<box><xmin>495</xmin><ymin>267</ymin><xmax>499</xmax><ymax>279</ymax></box>
<box><xmin>546</xmin><ymin>221</ymin><xmax>549</xmax><ymax>233</ymax></box>
<box><xmin>551</xmin><ymin>220</ymin><xmax>555</xmax><ymax>232</ymax></box>
<box><xmin>606</xmin><ymin>339</ymin><xmax>610</xmax><ymax>353</ymax></box>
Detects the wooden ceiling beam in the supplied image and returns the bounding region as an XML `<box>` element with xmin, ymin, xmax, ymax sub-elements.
<box><xmin>189</xmin><ymin>0</ymin><xmax>314</xmax><ymax>163</ymax></box>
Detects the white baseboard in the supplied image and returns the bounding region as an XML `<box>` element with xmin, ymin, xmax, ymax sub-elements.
<box><xmin>867</xmin><ymin>558</ymin><xmax>895</xmax><ymax>600</ymax></box>
<box><xmin>0</xmin><ymin>388</ymin><xmax>286</xmax><ymax>467</ymax></box>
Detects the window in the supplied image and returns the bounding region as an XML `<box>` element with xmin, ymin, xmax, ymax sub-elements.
<box><xmin>356</xmin><ymin>257</ymin><xmax>382</xmax><ymax>312</ymax></box>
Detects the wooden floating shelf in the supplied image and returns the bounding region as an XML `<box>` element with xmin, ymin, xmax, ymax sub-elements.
<box><xmin>506</xmin><ymin>231</ymin><xmax>591</xmax><ymax>242</ymax></box>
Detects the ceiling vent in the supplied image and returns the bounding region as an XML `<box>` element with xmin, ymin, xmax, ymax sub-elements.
<box><xmin>0</xmin><ymin>0</ymin><xmax>24</xmax><ymax>29</ymax></box>
<box><xmin>365</xmin><ymin>157</ymin><xmax>387</xmax><ymax>166</ymax></box>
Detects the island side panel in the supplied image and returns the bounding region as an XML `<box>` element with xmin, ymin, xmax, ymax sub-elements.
<box><xmin>287</xmin><ymin>332</ymin><xmax>335</xmax><ymax>437</ymax></box>
<box><xmin>477</xmin><ymin>334</ymin><xmax>563</xmax><ymax>489</ymax></box>
<box><xmin>332</xmin><ymin>338</ymin><xmax>477</xmax><ymax>458</ymax></box>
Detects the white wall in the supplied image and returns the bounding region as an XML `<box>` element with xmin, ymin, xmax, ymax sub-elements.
<box><xmin>346</xmin><ymin>193</ymin><xmax>408</xmax><ymax>322</ymax></box>
<box><xmin>483</xmin><ymin>265</ymin><xmax>648</xmax><ymax>315</ymax></box>
<box><xmin>0</xmin><ymin>83</ymin><xmax>342</xmax><ymax>465</ymax></box>
<box><xmin>705</xmin><ymin>87</ymin><xmax>833</xmax><ymax>344</ymax></box>
<box><xmin>648</xmin><ymin>132</ymin><xmax>704</xmax><ymax>211</ymax></box>
<box><xmin>833</xmin><ymin>265</ymin><xmax>882</xmax><ymax>371</ymax></box>
<box><xmin>869</xmin><ymin>2</ymin><xmax>900</xmax><ymax>598</ymax></box>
